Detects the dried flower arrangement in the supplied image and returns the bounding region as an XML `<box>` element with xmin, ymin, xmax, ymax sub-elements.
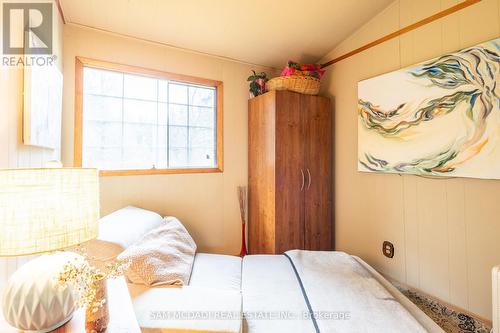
<box><xmin>56</xmin><ymin>248</ymin><xmax>129</xmax><ymax>314</ymax></box>
<box><xmin>238</xmin><ymin>186</ymin><xmax>247</xmax><ymax>225</ymax></box>
<box><xmin>237</xmin><ymin>186</ymin><xmax>247</xmax><ymax>257</ymax></box>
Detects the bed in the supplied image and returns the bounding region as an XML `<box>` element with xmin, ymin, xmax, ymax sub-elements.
<box><xmin>92</xmin><ymin>207</ymin><xmax>444</xmax><ymax>333</ymax></box>
<box><xmin>242</xmin><ymin>252</ymin><xmax>443</xmax><ymax>333</ymax></box>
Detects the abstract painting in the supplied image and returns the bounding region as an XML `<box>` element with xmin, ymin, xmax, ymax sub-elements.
<box><xmin>358</xmin><ymin>38</ymin><xmax>500</xmax><ymax>179</ymax></box>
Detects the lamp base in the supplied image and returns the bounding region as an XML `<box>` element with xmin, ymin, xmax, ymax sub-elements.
<box><xmin>25</xmin><ymin>315</ymin><xmax>73</xmax><ymax>333</ymax></box>
<box><xmin>2</xmin><ymin>252</ymin><xmax>83</xmax><ymax>332</ymax></box>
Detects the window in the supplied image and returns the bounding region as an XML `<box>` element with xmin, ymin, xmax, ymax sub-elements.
<box><xmin>74</xmin><ymin>57</ymin><xmax>223</xmax><ymax>176</ymax></box>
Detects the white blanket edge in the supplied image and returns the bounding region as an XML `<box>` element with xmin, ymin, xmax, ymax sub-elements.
<box><xmin>352</xmin><ymin>256</ymin><xmax>444</xmax><ymax>333</ymax></box>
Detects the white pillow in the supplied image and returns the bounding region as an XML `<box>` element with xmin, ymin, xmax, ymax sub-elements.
<box><xmin>118</xmin><ymin>217</ymin><xmax>197</xmax><ymax>286</ymax></box>
<box><xmin>98</xmin><ymin>206</ymin><xmax>164</xmax><ymax>248</ymax></box>
<box><xmin>82</xmin><ymin>206</ymin><xmax>164</xmax><ymax>261</ymax></box>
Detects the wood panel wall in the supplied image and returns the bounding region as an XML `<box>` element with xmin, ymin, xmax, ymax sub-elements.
<box><xmin>320</xmin><ymin>0</ymin><xmax>500</xmax><ymax>321</ymax></box>
<box><xmin>62</xmin><ymin>25</ymin><xmax>278</xmax><ymax>255</ymax></box>
<box><xmin>0</xmin><ymin>66</ymin><xmax>58</xmax><ymax>296</ymax></box>
<box><xmin>0</xmin><ymin>0</ymin><xmax>64</xmax><ymax>297</ymax></box>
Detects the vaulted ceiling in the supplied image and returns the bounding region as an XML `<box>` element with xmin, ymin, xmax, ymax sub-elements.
<box><xmin>59</xmin><ymin>0</ymin><xmax>392</xmax><ymax>68</ymax></box>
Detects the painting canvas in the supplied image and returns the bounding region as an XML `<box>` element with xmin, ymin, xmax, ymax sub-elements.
<box><xmin>358</xmin><ymin>38</ymin><xmax>500</xmax><ymax>180</ymax></box>
<box><xmin>23</xmin><ymin>65</ymin><xmax>63</xmax><ymax>151</ymax></box>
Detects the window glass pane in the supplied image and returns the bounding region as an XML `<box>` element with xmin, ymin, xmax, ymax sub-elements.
<box><xmin>123</xmin><ymin>123</ymin><xmax>157</xmax><ymax>148</ymax></box>
<box><xmin>189</xmin><ymin>86</ymin><xmax>215</xmax><ymax>107</ymax></box>
<box><xmin>169</xmin><ymin>148</ymin><xmax>188</xmax><ymax>168</ymax></box>
<box><xmin>189</xmin><ymin>106</ymin><xmax>215</xmax><ymax>128</ymax></box>
<box><xmin>169</xmin><ymin>126</ymin><xmax>188</xmax><ymax>148</ymax></box>
<box><xmin>169</xmin><ymin>83</ymin><xmax>187</xmax><ymax>104</ymax></box>
<box><xmin>83</xmin><ymin>120</ymin><xmax>122</xmax><ymax>148</ymax></box>
<box><xmin>158</xmin><ymin>103</ymin><xmax>168</xmax><ymax>125</ymax></box>
<box><xmin>157</xmin><ymin>148</ymin><xmax>167</xmax><ymax>169</ymax></box>
<box><xmin>189</xmin><ymin>127</ymin><xmax>214</xmax><ymax>148</ymax></box>
<box><xmin>81</xmin><ymin>66</ymin><xmax>219</xmax><ymax>171</ymax></box>
<box><xmin>124</xmin><ymin>74</ymin><xmax>157</xmax><ymax>101</ymax></box>
<box><xmin>123</xmin><ymin>99</ymin><xmax>157</xmax><ymax>124</ymax></box>
<box><xmin>122</xmin><ymin>148</ymin><xmax>156</xmax><ymax>169</ymax></box>
<box><xmin>158</xmin><ymin>80</ymin><xmax>168</xmax><ymax>102</ymax></box>
<box><xmin>83</xmin><ymin>147</ymin><xmax>122</xmax><ymax>170</ymax></box>
<box><xmin>158</xmin><ymin>125</ymin><xmax>168</xmax><ymax>148</ymax></box>
<box><xmin>83</xmin><ymin>95</ymin><xmax>122</xmax><ymax>122</ymax></box>
<box><xmin>189</xmin><ymin>147</ymin><xmax>215</xmax><ymax>167</ymax></box>
<box><xmin>169</xmin><ymin>104</ymin><xmax>188</xmax><ymax>126</ymax></box>
<box><xmin>84</xmin><ymin>67</ymin><xmax>123</xmax><ymax>97</ymax></box>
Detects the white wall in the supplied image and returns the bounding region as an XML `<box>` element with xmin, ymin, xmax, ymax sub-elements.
<box><xmin>320</xmin><ymin>0</ymin><xmax>500</xmax><ymax>320</ymax></box>
<box><xmin>0</xmin><ymin>0</ymin><xmax>64</xmax><ymax>295</ymax></box>
<box><xmin>61</xmin><ymin>25</ymin><xmax>276</xmax><ymax>255</ymax></box>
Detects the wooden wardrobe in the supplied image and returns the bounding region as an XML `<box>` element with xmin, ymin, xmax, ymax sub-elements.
<box><xmin>248</xmin><ymin>90</ymin><xmax>333</xmax><ymax>254</ymax></box>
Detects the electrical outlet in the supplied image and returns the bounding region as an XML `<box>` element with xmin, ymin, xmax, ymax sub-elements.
<box><xmin>382</xmin><ymin>241</ymin><xmax>394</xmax><ymax>258</ymax></box>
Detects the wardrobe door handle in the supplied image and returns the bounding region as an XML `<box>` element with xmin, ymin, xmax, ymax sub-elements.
<box><xmin>306</xmin><ymin>168</ymin><xmax>311</xmax><ymax>190</ymax></box>
<box><xmin>300</xmin><ymin>169</ymin><xmax>305</xmax><ymax>191</ymax></box>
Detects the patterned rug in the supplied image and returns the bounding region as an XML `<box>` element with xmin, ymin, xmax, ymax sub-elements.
<box><xmin>396</xmin><ymin>287</ymin><xmax>491</xmax><ymax>333</ymax></box>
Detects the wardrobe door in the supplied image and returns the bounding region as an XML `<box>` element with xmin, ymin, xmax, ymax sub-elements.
<box><xmin>303</xmin><ymin>95</ymin><xmax>333</xmax><ymax>250</ymax></box>
<box><xmin>248</xmin><ymin>92</ymin><xmax>277</xmax><ymax>254</ymax></box>
<box><xmin>275</xmin><ymin>91</ymin><xmax>305</xmax><ymax>253</ymax></box>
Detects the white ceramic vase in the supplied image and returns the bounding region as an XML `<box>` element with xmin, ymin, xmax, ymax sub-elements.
<box><xmin>2</xmin><ymin>251</ymin><xmax>84</xmax><ymax>333</ymax></box>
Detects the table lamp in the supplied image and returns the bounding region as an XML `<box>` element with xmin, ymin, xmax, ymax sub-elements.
<box><xmin>0</xmin><ymin>168</ymin><xmax>99</xmax><ymax>332</ymax></box>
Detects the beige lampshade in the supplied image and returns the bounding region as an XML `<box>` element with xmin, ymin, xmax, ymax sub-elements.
<box><xmin>0</xmin><ymin>168</ymin><xmax>99</xmax><ymax>256</ymax></box>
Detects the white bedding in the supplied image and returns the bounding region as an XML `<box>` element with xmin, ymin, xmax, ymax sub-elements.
<box><xmin>128</xmin><ymin>253</ymin><xmax>243</xmax><ymax>333</ymax></box>
<box><xmin>284</xmin><ymin>250</ymin><xmax>440</xmax><ymax>333</ymax></box>
<box><xmin>131</xmin><ymin>286</ymin><xmax>242</xmax><ymax>333</ymax></box>
<box><xmin>242</xmin><ymin>252</ymin><xmax>444</xmax><ymax>333</ymax></box>
<box><xmin>189</xmin><ymin>253</ymin><xmax>242</xmax><ymax>291</ymax></box>
<box><xmin>94</xmin><ymin>207</ymin><xmax>443</xmax><ymax>333</ymax></box>
<box><xmin>242</xmin><ymin>255</ymin><xmax>316</xmax><ymax>333</ymax></box>
<box><xmin>353</xmin><ymin>256</ymin><xmax>443</xmax><ymax>333</ymax></box>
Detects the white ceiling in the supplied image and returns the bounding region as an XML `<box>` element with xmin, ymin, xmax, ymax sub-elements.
<box><xmin>59</xmin><ymin>0</ymin><xmax>392</xmax><ymax>68</ymax></box>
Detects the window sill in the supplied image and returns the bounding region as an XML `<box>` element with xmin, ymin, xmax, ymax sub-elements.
<box><xmin>99</xmin><ymin>167</ymin><xmax>223</xmax><ymax>177</ymax></box>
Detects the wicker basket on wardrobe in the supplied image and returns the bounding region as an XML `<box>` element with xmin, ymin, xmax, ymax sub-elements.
<box><xmin>266</xmin><ymin>76</ymin><xmax>320</xmax><ymax>95</ymax></box>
